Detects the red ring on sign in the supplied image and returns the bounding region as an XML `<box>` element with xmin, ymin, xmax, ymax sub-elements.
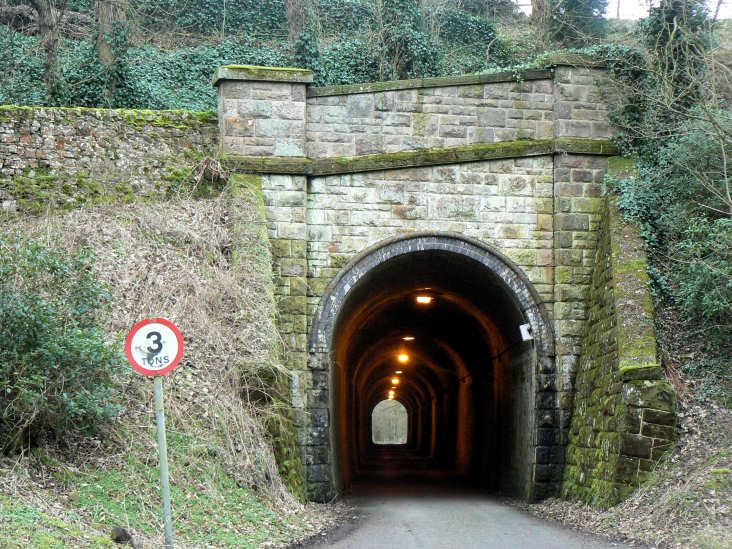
<box><xmin>125</xmin><ymin>318</ymin><xmax>184</xmax><ymax>376</ymax></box>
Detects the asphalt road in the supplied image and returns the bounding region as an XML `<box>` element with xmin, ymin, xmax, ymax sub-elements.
<box><xmin>306</xmin><ymin>481</ymin><xmax>637</xmax><ymax>549</ymax></box>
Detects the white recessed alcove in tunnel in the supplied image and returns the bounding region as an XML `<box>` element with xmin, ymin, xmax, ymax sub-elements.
<box><xmin>372</xmin><ymin>399</ymin><xmax>409</xmax><ymax>445</ymax></box>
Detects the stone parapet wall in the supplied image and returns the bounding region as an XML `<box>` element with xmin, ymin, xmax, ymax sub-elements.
<box><xmin>0</xmin><ymin>106</ymin><xmax>217</xmax><ymax>212</ymax></box>
<box><xmin>562</xmin><ymin>193</ymin><xmax>675</xmax><ymax>507</ymax></box>
<box><xmin>216</xmin><ymin>65</ymin><xmax>613</xmax><ymax>162</ymax></box>
<box><xmin>306</xmin><ymin>78</ymin><xmax>554</xmax><ymax>158</ymax></box>
<box><xmin>215</xmin><ymin>66</ymin><xmax>313</xmax><ymax>159</ymax></box>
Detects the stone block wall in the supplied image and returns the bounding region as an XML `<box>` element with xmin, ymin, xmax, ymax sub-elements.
<box><xmin>305</xmin><ymin>157</ymin><xmax>556</xmax><ymax>307</ymax></box>
<box><xmin>562</xmin><ymin>194</ymin><xmax>676</xmax><ymax>507</ymax></box>
<box><xmin>214</xmin><ymin>66</ymin><xmax>313</xmax><ymax>158</ymax></box>
<box><xmin>305</xmin><ymin>74</ymin><xmax>554</xmax><ymax>158</ymax></box>
<box><xmin>213</xmin><ymin>61</ymin><xmax>627</xmax><ymax>501</ymax></box>
<box><xmin>553</xmin><ymin>153</ymin><xmax>609</xmax><ymax>444</ymax></box>
<box><xmin>0</xmin><ymin>106</ymin><xmax>217</xmax><ymax>212</ymax></box>
<box><xmin>554</xmin><ymin>65</ymin><xmax>613</xmax><ymax>139</ymax></box>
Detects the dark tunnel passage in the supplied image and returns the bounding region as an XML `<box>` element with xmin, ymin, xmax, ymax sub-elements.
<box><xmin>325</xmin><ymin>238</ymin><xmax>548</xmax><ymax>501</ymax></box>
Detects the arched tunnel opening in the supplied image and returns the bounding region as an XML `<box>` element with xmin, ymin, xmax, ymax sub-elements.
<box><xmin>327</xmin><ymin>240</ymin><xmax>547</xmax><ymax>501</ymax></box>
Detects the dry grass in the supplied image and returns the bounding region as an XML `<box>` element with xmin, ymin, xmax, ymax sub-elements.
<box><xmin>0</xmin><ymin>187</ymin><xmax>337</xmax><ymax>547</ymax></box>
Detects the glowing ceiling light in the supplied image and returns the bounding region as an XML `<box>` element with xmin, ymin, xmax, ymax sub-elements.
<box><xmin>402</xmin><ymin>336</ymin><xmax>415</xmax><ymax>341</ymax></box>
<box><xmin>388</xmin><ymin>395</ymin><xmax>395</xmax><ymax>399</ymax></box>
<box><xmin>416</xmin><ymin>295</ymin><xmax>432</xmax><ymax>304</ymax></box>
<box><xmin>391</xmin><ymin>377</ymin><xmax>400</xmax><ymax>385</ymax></box>
<box><xmin>397</xmin><ymin>353</ymin><xmax>409</xmax><ymax>363</ymax></box>
<box><xmin>395</xmin><ymin>370</ymin><xmax>403</xmax><ymax>374</ymax></box>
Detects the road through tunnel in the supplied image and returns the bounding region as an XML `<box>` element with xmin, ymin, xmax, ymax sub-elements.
<box><xmin>309</xmin><ymin>234</ymin><xmax>557</xmax><ymax>502</ymax></box>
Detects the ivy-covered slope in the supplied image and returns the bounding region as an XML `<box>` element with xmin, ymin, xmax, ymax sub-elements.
<box><xmin>0</xmin><ymin>0</ymin><xmax>515</xmax><ymax>110</ymax></box>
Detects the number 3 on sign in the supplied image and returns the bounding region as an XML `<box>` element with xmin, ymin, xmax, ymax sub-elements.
<box><xmin>125</xmin><ymin>318</ymin><xmax>184</xmax><ymax>376</ymax></box>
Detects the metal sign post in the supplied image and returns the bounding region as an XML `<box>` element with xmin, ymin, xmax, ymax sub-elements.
<box><xmin>126</xmin><ymin>318</ymin><xmax>184</xmax><ymax>549</ymax></box>
<box><xmin>154</xmin><ymin>375</ymin><xmax>174</xmax><ymax>548</ymax></box>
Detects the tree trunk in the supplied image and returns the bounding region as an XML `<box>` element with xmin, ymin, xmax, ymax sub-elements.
<box><xmin>28</xmin><ymin>0</ymin><xmax>60</xmax><ymax>104</ymax></box>
<box><xmin>96</xmin><ymin>0</ymin><xmax>127</xmax><ymax>104</ymax></box>
<box><xmin>284</xmin><ymin>0</ymin><xmax>308</xmax><ymax>42</ymax></box>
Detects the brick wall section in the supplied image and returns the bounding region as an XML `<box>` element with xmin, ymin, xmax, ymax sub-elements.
<box><xmin>0</xmin><ymin>107</ymin><xmax>217</xmax><ymax>210</ymax></box>
<box><xmin>562</xmin><ymin>195</ymin><xmax>676</xmax><ymax>507</ymax></box>
<box><xmin>305</xmin><ymin>79</ymin><xmax>554</xmax><ymax>158</ymax></box>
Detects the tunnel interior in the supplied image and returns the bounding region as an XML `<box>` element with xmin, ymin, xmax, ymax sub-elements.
<box><xmin>331</xmin><ymin>248</ymin><xmax>539</xmax><ymax>500</ymax></box>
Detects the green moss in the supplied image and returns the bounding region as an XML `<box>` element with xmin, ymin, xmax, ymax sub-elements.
<box><xmin>224</xmin><ymin>175</ymin><xmax>307</xmax><ymax>501</ymax></box>
<box><xmin>122</xmin><ymin>109</ymin><xmax>216</xmax><ymax>130</ymax></box>
<box><xmin>229</xmin><ymin>173</ymin><xmax>263</xmax><ymax>195</ymax></box>
<box><xmin>223</xmin><ymin>139</ymin><xmax>617</xmax><ymax>176</ymax></box>
<box><xmin>619</xmin><ymin>363</ymin><xmax>663</xmax><ymax>381</ymax></box>
<box><xmin>555</xmin><ymin>137</ymin><xmax>617</xmax><ymax>155</ymax></box>
<box><xmin>607</xmin><ymin>155</ymin><xmax>636</xmax><ymax>175</ymax></box>
<box><xmin>313</xmin><ymin>139</ymin><xmax>555</xmax><ymax>175</ymax></box>
<box><xmin>614</xmin><ymin>258</ymin><xmax>647</xmax><ymax>275</ymax></box>
<box><xmin>0</xmin><ymin>105</ymin><xmax>215</xmax><ymax>130</ymax></box>
<box><xmin>222</xmin><ymin>155</ymin><xmax>313</xmax><ymax>175</ymax></box>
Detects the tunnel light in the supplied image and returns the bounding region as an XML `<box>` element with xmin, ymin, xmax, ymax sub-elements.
<box><xmin>402</xmin><ymin>336</ymin><xmax>415</xmax><ymax>341</ymax></box>
<box><xmin>395</xmin><ymin>370</ymin><xmax>403</xmax><ymax>374</ymax></box>
<box><xmin>415</xmin><ymin>295</ymin><xmax>432</xmax><ymax>304</ymax></box>
<box><xmin>388</xmin><ymin>395</ymin><xmax>395</xmax><ymax>400</ymax></box>
<box><xmin>391</xmin><ymin>377</ymin><xmax>400</xmax><ymax>385</ymax></box>
<box><xmin>397</xmin><ymin>353</ymin><xmax>409</xmax><ymax>363</ymax></box>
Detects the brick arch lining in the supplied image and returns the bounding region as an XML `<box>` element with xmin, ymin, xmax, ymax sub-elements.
<box><xmin>305</xmin><ymin>232</ymin><xmax>560</xmax><ymax>502</ymax></box>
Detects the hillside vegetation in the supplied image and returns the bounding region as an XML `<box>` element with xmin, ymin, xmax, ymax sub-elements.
<box><xmin>0</xmin><ymin>1</ymin><xmax>730</xmax><ymax>548</ymax></box>
<box><xmin>0</xmin><ymin>181</ymin><xmax>339</xmax><ymax>547</ymax></box>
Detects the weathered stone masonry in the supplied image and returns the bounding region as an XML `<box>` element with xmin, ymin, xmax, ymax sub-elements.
<box><xmin>213</xmin><ymin>61</ymin><xmax>673</xmax><ymax>503</ymax></box>
<box><xmin>562</xmin><ymin>188</ymin><xmax>676</xmax><ymax>507</ymax></box>
<box><xmin>0</xmin><ymin>107</ymin><xmax>217</xmax><ymax>211</ymax></box>
<box><xmin>0</xmin><ymin>60</ymin><xmax>675</xmax><ymax>505</ymax></box>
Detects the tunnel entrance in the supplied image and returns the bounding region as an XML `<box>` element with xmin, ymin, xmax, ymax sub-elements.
<box><xmin>309</xmin><ymin>233</ymin><xmax>556</xmax><ymax>502</ymax></box>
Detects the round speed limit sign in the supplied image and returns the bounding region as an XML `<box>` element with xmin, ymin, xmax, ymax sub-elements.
<box><xmin>125</xmin><ymin>318</ymin><xmax>184</xmax><ymax>376</ymax></box>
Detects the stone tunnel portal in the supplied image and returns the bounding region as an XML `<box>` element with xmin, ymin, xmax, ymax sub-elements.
<box><xmin>310</xmin><ymin>234</ymin><xmax>556</xmax><ymax>502</ymax></box>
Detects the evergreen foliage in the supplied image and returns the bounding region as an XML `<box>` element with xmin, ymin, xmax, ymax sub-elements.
<box><xmin>548</xmin><ymin>0</ymin><xmax>609</xmax><ymax>46</ymax></box>
<box><xmin>0</xmin><ymin>236</ymin><xmax>123</xmax><ymax>453</ymax></box>
<box><xmin>380</xmin><ymin>0</ymin><xmax>442</xmax><ymax>80</ymax></box>
<box><xmin>0</xmin><ymin>0</ymin><xmax>514</xmax><ymax>108</ymax></box>
<box><xmin>460</xmin><ymin>0</ymin><xmax>519</xmax><ymax>19</ymax></box>
<box><xmin>605</xmin><ymin>1</ymin><xmax>731</xmax><ymax>401</ymax></box>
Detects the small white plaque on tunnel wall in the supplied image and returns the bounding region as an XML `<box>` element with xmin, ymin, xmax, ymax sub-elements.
<box><xmin>519</xmin><ymin>323</ymin><xmax>533</xmax><ymax>341</ymax></box>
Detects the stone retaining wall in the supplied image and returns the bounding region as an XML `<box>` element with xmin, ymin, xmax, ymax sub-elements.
<box><xmin>562</xmin><ymin>192</ymin><xmax>676</xmax><ymax>507</ymax></box>
<box><xmin>0</xmin><ymin>106</ymin><xmax>217</xmax><ymax>213</ymax></box>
